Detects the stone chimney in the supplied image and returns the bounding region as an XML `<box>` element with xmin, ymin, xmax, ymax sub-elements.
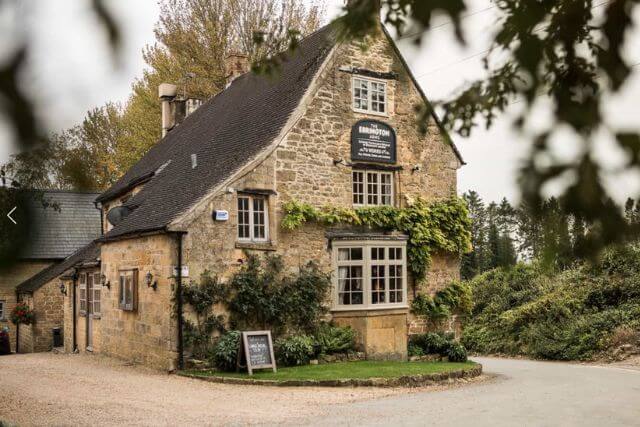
<box><xmin>225</xmin><ymin>52</ymin><xmax>249</xmax><ymax>86</ymax></box>
<box><xmin>158</xmin><ymin>83</ymin><xmax>203</xmax><ymax>137</ymax></box>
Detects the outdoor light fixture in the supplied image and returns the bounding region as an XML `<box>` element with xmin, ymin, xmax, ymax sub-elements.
<box><xmin>411</xmin><ymin>164</ymin><xmax>422</xmax><ymax>173</ymax></box>
<box><xmin>59</xmin><ymin>282</ymin><xmax>67</xmax><ymax>296</ymax></box>
<box><xmin>146</xmin><ymin>272</ymin><xmax>158</xmax><ymax>291</ymax></box>
<box><xmin>101</xmin><ymin>274</ymin><xmax>110</xmax><ymax>290</ymax></box>
<box><xmin>333</xmin><ymin>158</ymin><xmax>345</xmax><ymax>166</ymax></box>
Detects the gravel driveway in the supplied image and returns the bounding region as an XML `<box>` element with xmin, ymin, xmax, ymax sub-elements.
<box><xmin>0</xmin><ymin>353</ymin><xmax>414</xmax><ymax>426</ymax></box>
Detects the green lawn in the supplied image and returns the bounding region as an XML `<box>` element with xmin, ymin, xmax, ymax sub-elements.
<box><xmin>185</xmin><ymin>360</ymin><xmax>478</xmax><ymax>381</ymax></box>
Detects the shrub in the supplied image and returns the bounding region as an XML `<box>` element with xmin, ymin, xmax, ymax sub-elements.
<box><xmin>462</xmin><ymin>246</ymin><xmax>640</xmax><ymax>360</ymax></box>
<box><xmin>313</xmin><ymin>323</ymin><xmax>356</xmax><ymax>355</ymax></box>
<box><xmin>408</xmin><ymin>343</ymin><xmax>424</xmax><ymax>357</ymax></box>
<box><xmin>447</xmin><ymin>342</ymin><xmax>468</xmax><ymax>362</ymax></box>
<box><xmin>275</xmin><ymin>334</ymin><xmax>314</xmax><ymax>366</ymax></box>
<box><xmin>227</xmin><ymin>254</ymin><xmax>330</xmax><ymax>334</ymax></box>
<box><xmin>210</xmin><ymin>331</ymin><xmax>240</xmax><ymax>372</ymax></box>
<box><xmin>410</xmin><ymin>332</ymin><xmax>450</xmax><ymax>355</ymax></box>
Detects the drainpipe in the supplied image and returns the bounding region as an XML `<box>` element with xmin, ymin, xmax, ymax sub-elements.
<box><xmin>72</xmin><ymin>269</ymin><xmax>78</xmax><ymax>352</ymax></box>
<box><xmin>175</xmin><ymin>232</ymin><xmax>184</xmax><ymax>370</ymax></box>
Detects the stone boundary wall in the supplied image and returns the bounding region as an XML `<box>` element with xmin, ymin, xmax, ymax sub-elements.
<box><xmin>179</xmin><ymin>363</ymin><xmax>482</xmax><ymax>388</ymax></box>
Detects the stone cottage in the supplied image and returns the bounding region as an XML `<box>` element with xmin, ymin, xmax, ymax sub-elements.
<box><xmin>62</xmin><ymin>21</ymin><xmax>465</xmax><ymax>370</ymax></box>
<box><xmin>0</xmin><ymin>190</ymin><xmax>100</xmax><ymax>352</ymax></box>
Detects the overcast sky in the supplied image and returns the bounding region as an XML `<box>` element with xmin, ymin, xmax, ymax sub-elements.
<box><xmin>1</xmin><ymin>0</ymin><xmax>639</xmax><ymax>204</ymax></box>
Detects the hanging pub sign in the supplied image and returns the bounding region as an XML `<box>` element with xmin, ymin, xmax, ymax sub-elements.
<box><xmin>237</xmin><ymin>330</ymin><xmax>277</xmax><ymax>375</ymax></box>
<box><xmin>351</xmin><ymin>120</ymin><xmax>396</xmax><ymax>164</ymax></box>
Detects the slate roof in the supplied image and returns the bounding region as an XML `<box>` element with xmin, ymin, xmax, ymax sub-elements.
<box><xmin>16</xmin><ymin>241</ymin><xmax>100</xmax><ymax>294</ymax></box>
<box><xmin>23</xmin><ymin>190</ymin><xmax>101</xmax><ymax>259</ymax></box>
<box><xmin>97</xmin><ymin>23</ymin><xmax>464</xmax><ymax>240</ymax></box>
<box><xmin>97</xmin><ymin>25</ymin><xmax>338</xmax><ymax>239</ymax></box>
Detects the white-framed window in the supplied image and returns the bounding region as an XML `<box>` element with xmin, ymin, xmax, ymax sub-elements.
<box><xmin>352</xmin><ymin>77</ymin><xmax>387</xmax><ymax>115</ymax></box>
<box><xmin>78</xmin><ymin>273</ymin><xmax>87</xmax><ymax>315</ymax></box>
<box><xmin>352</xmin><ymin>170</ymin><xmax>394</xmax><ymax>206</ymax></box>
<box><xmin>0</xmin><ymin>300</ymin><xmax>5</xmax><ymax>320</ymax></box>
<box><xmin>333</xmin><ymin>241</ymin><xmax>407</xmax><ymax>310</ymax></box>
<box><xmin>237</xmin><ymin>195</ymin><xmax>269</xmax><ymax>242</ymax></box>
<box><xmin>119</xmin><ymin>270</ymin><xmax>138</xmax><ymax>311</ymax></box>
<box><xmin>92</xmin><ymin>273</ymin><xmax>101</xmax><ymax>315</ymax></box>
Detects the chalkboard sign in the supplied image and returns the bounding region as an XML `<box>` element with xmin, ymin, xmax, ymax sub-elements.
<box><xmin>351</xmin><ymin>120</ymin><xmax>396</xmax><ymax>164</ymax></box>
<box><xmin>238</xmin><ymin>331</ymin><xmax>276</xmax><ymax>375</ymax></box>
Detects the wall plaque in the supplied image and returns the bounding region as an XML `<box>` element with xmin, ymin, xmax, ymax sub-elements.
<box><xmin>351</xmin><ymin>120</ymin><xmax>396</xmax><ymax>164</ymax></box>
<box><xmin>237</xmin><ymin>330</ymin><xmax>277</xmax><ymax>375</ymax></box>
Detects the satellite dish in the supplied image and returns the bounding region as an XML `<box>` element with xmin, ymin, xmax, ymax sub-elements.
<box><xmin>106</xmin><ymin>206</ymin><xmax>132</xmax><ymax>226</ymax></box>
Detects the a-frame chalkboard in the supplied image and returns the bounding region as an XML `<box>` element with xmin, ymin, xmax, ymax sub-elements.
<box><xmin>237</xmin><ymin>330</ymin><xmax>277</xmax><ymax>375</ymax></box>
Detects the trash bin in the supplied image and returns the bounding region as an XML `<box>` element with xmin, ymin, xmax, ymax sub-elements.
<box><xmin>52</xmin><ymin>327</ymin><xmax>63</xmax><ymax>348</ymax></box>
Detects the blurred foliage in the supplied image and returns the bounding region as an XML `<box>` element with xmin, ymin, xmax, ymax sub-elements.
<box><xmin>1</xmin><ymin>0</ymin><xmax>323</xmax><ymax>191</ymax></box>
<box><xmin>336</xmin><ymin>0</ymin><xmax>640</xmax><ymax>259</ymax></box>
<box><xmin>313</xmin><ymin>323</ymin><xmax>357</xmax><ymax>355</ymax></box>
<box><xmin>461</xmin><ymin>246</ymin><xmax>640</xmax><ymax>360</ymax></box>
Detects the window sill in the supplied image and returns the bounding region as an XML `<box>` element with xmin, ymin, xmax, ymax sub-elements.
<box><xmin>331</xmin><ymin>305</ymin><xmax>409</xmax><ymax>316</ymax></box>
<box><xmin>353</xmin><ymin>108</ymin><xmax>389</xmax><ymax>118</ymax></box>
<box><xmin>235</xmin><ymin>241</ymin><xmax>276</xmax><ymax>251</ymax></box>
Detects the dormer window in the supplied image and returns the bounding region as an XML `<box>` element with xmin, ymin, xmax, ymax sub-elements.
<box><xmin>353</xmin><ymin>77</ymin><xmax>387</xmax><ymax>115</ymax></box>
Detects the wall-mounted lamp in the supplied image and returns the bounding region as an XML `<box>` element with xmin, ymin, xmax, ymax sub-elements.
<box><xmin>145</xmin><ymin>272</ymin><xmax>158</xmax><ymax>291</ymax></box>
<box><xmin>411</xmin><ymin>164</ymin><xmax>422</xmax><ymax>173</ymax></box>
<box><xmin>59</xmin><ymin>282</ymin><xmax>67</xmax><ymax>296</ymax></box>
<box><xmin>101</xmin><ymin>274</ymin><xmax>110</xmax><ymax>290</ymax></box>
<box><xmin>333</xmin><ymin>158</ymin><xmax>345</xmax><ymax>166</ymax></box>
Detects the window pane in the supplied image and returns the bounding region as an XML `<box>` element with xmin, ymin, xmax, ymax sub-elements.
<box><xmin>381</xmin><ymin>173</ymin><xmax>393</xmax><ymax>205</ymax></box>
<box><xmin>389</xmin><ymin>247</ymin><xmax>402</xmax><ymax>260</ymax></box>
<box><xmin>371</xmin><ymin>265</ymin><xmax>386</xmax><ymax>304</ymax></box>
<box><xmin>238</xmin><ymin>197</ymin><xmax>250</xmax><ymax>239</ymax></box>
<box><xmin>352</xmin><ymin>171</ymin><xmax>364</xmax><ymax>205</ymax></box>
<box><xmin>125</xmin><ymin>276</ymin><xmax>132</xmax><ymax>306</ymax></box>
<box><xmin>371</xmin><ymin>247</ymin><xmax>385</xmax><ymax>260</ymax></box>
<box><xmin>338</xmin><ymin>265</ymin><xmax>363</xmax><ymax>306</ymax></box>
<box><xmin>367</xmin><ymin>173</ymin><xmax>379</xmax><ymax>205</ymax></box>
<box><xmin>389</xmin><ymin>265</ymin><xmax>403</xmax><ymax>303</ymax></box>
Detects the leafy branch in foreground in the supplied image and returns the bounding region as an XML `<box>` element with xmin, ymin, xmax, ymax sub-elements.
<box><xmin>281</xmin><ymin>198</ymin><xmax>472</xmax><ymax>282</ymax></box>
<box><xmin>335</xmin><ymin>0</ymin><xmax>640</xmax><ymax>258</ymax></box>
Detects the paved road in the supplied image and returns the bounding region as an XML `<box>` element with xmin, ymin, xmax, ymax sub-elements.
<box><xmin>299</xmin><ymin>357</ymin><xmax>640</xmax><ymax>427</ymax></box>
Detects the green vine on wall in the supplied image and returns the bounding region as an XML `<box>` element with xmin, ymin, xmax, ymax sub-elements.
<box><xmin>281</xmin><ymin>197</ymin><xmax>472</xmax><ymax>284</ymax></box>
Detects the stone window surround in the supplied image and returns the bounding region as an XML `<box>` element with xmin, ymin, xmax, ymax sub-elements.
<box><xmin>331</xmin><ymin>239</ymin><xmax>408</xmax><ymax>312</ymax></box>
<box><xmin>352</xmin><ymin>76</ymin><xmax>389</xmax><ymax>117</ymax></box>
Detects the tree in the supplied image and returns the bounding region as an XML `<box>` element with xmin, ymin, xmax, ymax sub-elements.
<box><xmin>461</xmin><ymin>190</ymin><xmax>488</xmax><ymax>279</ymax></box>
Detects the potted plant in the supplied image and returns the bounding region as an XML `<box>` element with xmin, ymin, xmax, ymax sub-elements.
<box><xmin>11</xmin><ymin>302</ymin><xmax>35</xmax><ymax>326</ymax></box>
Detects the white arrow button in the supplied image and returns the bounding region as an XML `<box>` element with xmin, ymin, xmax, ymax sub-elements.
<box><xmin>7</xmin><ymin>206</ymin><xmax>16</xmax><ymax>224</ymax></box>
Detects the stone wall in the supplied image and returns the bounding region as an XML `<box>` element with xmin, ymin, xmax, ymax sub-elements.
<box><xmin>0</xmin><ymin>260</ymin><xmax>54</xmax><ymax>352</ymax></box>
<box><xmin>16</xmin><ymin>279</ymin><xmax>64</xmax><ymax>352</ymax></box>
<box><xmin>178</xmin><ymin>27</ymin><xmax>461</xmax><ymax>360</ymax></box>
<box><xmin>99</xmin><ymin>234</ymin><xmax>179</xmax><ymax>370</ymax></box>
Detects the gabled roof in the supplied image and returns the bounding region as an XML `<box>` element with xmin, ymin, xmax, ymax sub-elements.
<box><xmin>22</xmin><ymin>190</ymin><xmax>101</xmax><ymax>259</ymax></box>
<box><xmin>97</xmin><ymin>22</ymin><xmax>464</xmax><ymax>241</ymax></box>
<box><xmin>97</xmin><ymin>24</ymin><xmax>338</xmax><ymax>240</ymax></box>
<box><xmin>16</xmin><ymin>241</ymin><xmax>100</xmax><ymax>294</ymax></box>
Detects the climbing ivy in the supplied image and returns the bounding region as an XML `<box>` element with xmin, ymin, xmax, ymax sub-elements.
<box><xmin>410</xmin><ymin>280</ymin><xmax>473</xmax><ymax>320</ymax></box>
<box><xmin>281</xmin><ymin>197</ymin><xmax>472</xmax><ymax>283</ymax></box>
